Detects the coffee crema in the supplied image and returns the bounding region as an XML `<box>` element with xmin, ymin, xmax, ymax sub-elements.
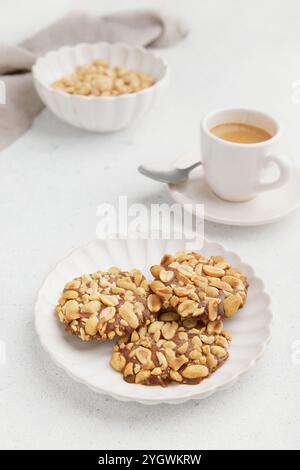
<box><xmin>210</xmin><ymin>122</ymin><xmax>272</xmax><ymax>144</ymax></box>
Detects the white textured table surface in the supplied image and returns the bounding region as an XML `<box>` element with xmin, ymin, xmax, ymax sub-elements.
<box><xmin>1</xmin><ymin>0</ymin><xmax>300</xmax><ymax>450</ymax></box>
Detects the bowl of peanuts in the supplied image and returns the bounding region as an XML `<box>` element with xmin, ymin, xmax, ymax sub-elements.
<box><xmin>32</xmin><ymin>42</ymin><xmax>169</xmax><ymax>132</ymax></box>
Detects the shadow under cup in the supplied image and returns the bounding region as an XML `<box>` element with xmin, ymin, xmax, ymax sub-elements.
<box><xmin>200</xmin><ymin>108</ymin><xmax>282</xmax><ymax>202</ymax></box>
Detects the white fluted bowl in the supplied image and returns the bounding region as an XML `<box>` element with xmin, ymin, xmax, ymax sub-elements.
<box><xmin>32</xmin><ymin>42</ymin><xmax>169</xmax><ymax>132</ymax></box>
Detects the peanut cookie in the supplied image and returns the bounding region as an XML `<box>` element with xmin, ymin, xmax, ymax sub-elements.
<box><xmin>149</xmin><ymin>251</ymin><xmax>248</xmax><ymax>321</ymax></box>
<box><xmin>111</xmin><ymin>315</ymin><xmax>231</xmax><ymax>386</ymax></box>
<box><xmin>55</xmin><ymin>267</ymin><xmax>158</xmax><ymax>341</ymax></box>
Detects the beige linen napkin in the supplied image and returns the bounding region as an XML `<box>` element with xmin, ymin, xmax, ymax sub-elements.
<box><xmin>0</xmin><ymin>10</ymin><xmax>188</xmax><ymax>150</ymax></box>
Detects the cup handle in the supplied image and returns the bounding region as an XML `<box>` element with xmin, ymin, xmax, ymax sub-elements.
<box><xmin>255</xmin><ymin>153</ymin><xmax>292</xmax><ymax>192</ymax></box>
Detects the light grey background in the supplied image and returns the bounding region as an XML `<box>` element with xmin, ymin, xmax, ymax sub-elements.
<box><xmin>0</xmin><ymin>0</ymin><xmax>300</xmax><ymax>450</ymax></box>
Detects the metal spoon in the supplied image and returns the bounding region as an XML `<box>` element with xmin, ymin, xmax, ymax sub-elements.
<box><xmin>138</xmin><ymin>161</ymin><xmax>202</xmax><ymax>184</ymax></box>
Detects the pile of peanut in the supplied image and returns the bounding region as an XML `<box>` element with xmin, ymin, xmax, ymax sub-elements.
<box><xmin>55</xmin><ymin>251</ymin><xmax>248</xmax><ymax>387</ymax></box>
<box><xmin>51</xmin><ymin>59</ymin><xmax>156</xmax><ymax>96</ymax></box>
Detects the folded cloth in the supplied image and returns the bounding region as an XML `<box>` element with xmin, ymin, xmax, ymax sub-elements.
<box><xmin>0</xmin><ymin>10</ymin><xmax>188</xmax><ymax>150</ymax></box>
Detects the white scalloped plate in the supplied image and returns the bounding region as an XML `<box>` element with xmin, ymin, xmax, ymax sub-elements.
<box><xmin>35</xmin><ymin>237</ymin><xmax>272</xmax><ymax>405</ymax></box>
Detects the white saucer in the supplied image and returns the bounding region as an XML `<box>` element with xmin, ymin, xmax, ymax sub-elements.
<box><xmin>168</xmin><ymin>153</ymin><xmax>300</xmax><ymax>226</ymax></box>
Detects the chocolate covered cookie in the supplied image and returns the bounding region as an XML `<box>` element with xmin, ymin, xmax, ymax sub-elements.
<box><xmin>149</xmin><ymin>251</ymin><xmax>248</xmax><ymax>321</ymax></box>
<box><xmin>111</xmin><ymin>314</ymin><xmax>231</xmax><ymax>386</ymax></box>
<box><xmin>55</xmin><ymin>267</ymin><xmax>159</xmax><ymax>341</ymax></box>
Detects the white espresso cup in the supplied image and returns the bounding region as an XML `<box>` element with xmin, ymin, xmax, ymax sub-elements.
<box><xmin>200</xmin><ymin>108</ymin><xmax>292</xmax><ymax>202</ymax></box>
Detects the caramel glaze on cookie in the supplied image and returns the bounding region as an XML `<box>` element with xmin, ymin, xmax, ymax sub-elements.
<box><xmin>55</xmin><ymin>267</ymin><xmax>160</xmax><ymax>341</ymax></box>
<box><xmin>149</xmin><ymin>252</ymin><xmax>248</xmax><ymax>322</ymax></box>
<box><xmin>111</xmin><ymin>311</ymin><xmax>231</xmax><ymax>386</ymax></box>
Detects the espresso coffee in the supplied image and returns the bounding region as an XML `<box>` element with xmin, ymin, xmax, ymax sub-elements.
<box><xmin>210</xmin><ymin>122</ymin><xmax>272</xmax><ymax>144</ymax></box>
